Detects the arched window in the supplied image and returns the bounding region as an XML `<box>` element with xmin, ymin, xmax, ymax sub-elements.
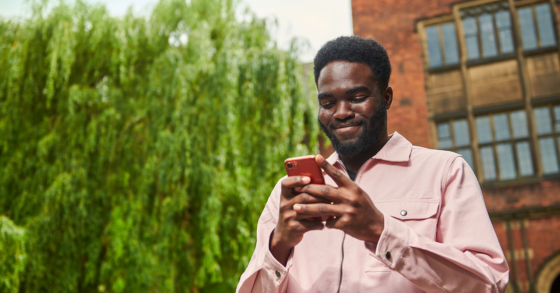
<box><xmin>536</xmin><ymin>252</ymin><xmax>560</xmax><ymax>293</ymax></box>
<box><xmin>551</xmin><ymin>273</ymin><xmax>560</xmax><ymax>293</ymax></box>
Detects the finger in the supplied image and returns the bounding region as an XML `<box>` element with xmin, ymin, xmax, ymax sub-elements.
<box><xmin>281</xmin><ymin>176</ymin><xmax>311</xmax><ymax>197</ymax></box>
<box><xmin>282</xmin><ymin>176</ymin><xmax>311</xmax><ymax>187</ymax></box>
<box><xmin>293</xmin><ymin>202</ymin><xmax>342</xmax><ymax>217</ymax></box>
<box><xmin>290</xmin><ymin>193</ymin><xmax>331</xmax><ymax>205</ymax></box>
<box><xmin>325</xmin><ymin>216</ymin><xmax>342</xmax><ymax>229</ymax></box>
<box><xmin>295</xmin><ymin>213</ymin><xmax>333</xmax><ymax>221</ymax></box>
<box><xmin>297</xmin><ymin>219</ymin><xmax>325</xmax><ymax>232</ymax></box>
<box><xmin>315</xmin><ymin>154</ymin><xmax>353</xmax><ymax>187</ymax></box>
<box><xmin>293</xmin><ymin>183</ymin><xmax>337</xmax><ymax>193</ymax></box>
<box><xmin>298</xmin><ymin>184</ymin><xmax>340</xmax><ymax>203</ymax></box>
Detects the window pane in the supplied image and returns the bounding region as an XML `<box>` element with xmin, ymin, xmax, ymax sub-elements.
<box><xmin>438</xmin><ymin>122</ymin><xmax>453</xmax><ymax>149</ymax></box>
<box><xmin>510</xmin><ymin>110</ymin><xmax>529</xmax><ymax>138</ymax></box>
<box><xmin>518</xmin><ymin>7</ymin><xmax>538</xmax><ymax>50</ymax></box>
<box><xmin>480</xmin><ymin>146</ymin><xmax>497</xmax><ymax>180</ymax></box>
<box><xmin>479</xmin><ymin>13</ymin><xmax>498</xmax><ymax>57</ymax></box>
<box><xmin>453</xmin><ymin>119</ymin><xmax>470</xmax><ymax>147</ymax></box>
<box><xmin>554</xmin><ymin>105</ymin><xmax>560</xmax><ymax>132</ymax></box>
<box><xmin>539</xmin><ymin>137</ymin><xmax>559</xmax><ymax>174</ymax></box>
<box><xmin>441</xmin><ymin>23</ymin><xmax>460</xmax><ymax>65</ymax></box>
<box><xmin>535</xmin><ymin>4</ymin><xmax>556</xmax><ymax>47</ymax></box>
<box><xmin>476</xmin><ymin>116</ymin><xmax>493</xmax><ymax>143</ymax></box>
<box><xmin>493</xmin><ymin>113</ymin><xmax>511</xmax><ymax>141</ymax></box>
<box><xmin>497</xmin><ymin>143</ymin><xmax>516</xmax><ymax>180</ymax></box>
<box><xmin>426</xmin><ymin>26</ymin><xmax>443</xmax><ymax>67</ymax></box>
<box><xmin>457</xmin><ymin>148</ymin><xmax>474</xmax><ymax>168</ymax></box>
<box><xmin>463</xmin><ymin>17</ymin><xmax>480</xmax><ymax>59</ymax></box>
<box><xmin>516</xmin><ymin>141</ymin><xmax>534</xmax><ymax>176</ymax></box>
<box><xmin>534</xmin><ymin>107</ymin><xmax>553</xmax><ymax>135</ymax></box>
<box><xmin>495</xmin><ymin>10</ymin><xmax>514</xmax><ymax>53</ymax></box>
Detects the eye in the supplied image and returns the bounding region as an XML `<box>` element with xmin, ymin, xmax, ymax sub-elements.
<box><xmin>320</xmin><ymin>101</ymin><xmax>335</xmax><ymax>109</ymax></box>
<box><xmin>351</xmin><ymin>96</ymin><xmax>368</xmax><ymax>103</ymax></box>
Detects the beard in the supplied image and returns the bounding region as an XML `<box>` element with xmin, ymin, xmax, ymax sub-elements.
<box><xmin>319</xmin><ymin>104</ymin><xmax>387</xmax><ymax>159</ymax></box>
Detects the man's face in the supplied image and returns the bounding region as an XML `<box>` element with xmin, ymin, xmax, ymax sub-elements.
<box><xmin>317</xmin><ymin>61</ymin><xmax>391</xmax><ymax>158</ymax></box>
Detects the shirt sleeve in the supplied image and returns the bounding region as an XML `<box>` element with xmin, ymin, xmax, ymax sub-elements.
<box><xmin>368</xmin><ymin>156</ymin><xmax>509</xmax><ymax>293</ymax></box>
<box><xmin>236</xmin><ymin>179</ymin><xmax>292</xmax><ymax>293</ymax></box>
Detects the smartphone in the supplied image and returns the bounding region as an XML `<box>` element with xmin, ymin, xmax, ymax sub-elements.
<box><xmin>284</xmin><ymin>155</ymin><xmax>325</xmax><ymax>185</ymax></box>
<box><xmin>285</xmin><ymin>155</ymin><xmax>330</xmax><ymax>221</ymax></box>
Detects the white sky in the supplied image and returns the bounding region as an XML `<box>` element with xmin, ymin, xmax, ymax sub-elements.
<box><xmin>0</xmin><ymin>0</ymin><xmax>353</xmax><ymax>62</ymax></box>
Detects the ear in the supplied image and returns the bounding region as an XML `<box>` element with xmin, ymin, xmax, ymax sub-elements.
<box><xmin>383</xmin><ymin>87</ymin><xmax>393</xmax><ymax>109</ymax></box>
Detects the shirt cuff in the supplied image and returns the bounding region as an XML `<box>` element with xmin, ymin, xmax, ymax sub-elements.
<box><xmin>365</xmin><ymin>212</ymin><xmax>410</xmax><ymax>270</ymax></box>
<box><xmin>263</xmin><ymin>231</ymin><xmax>293</xmax><ymax>287</ymax></box>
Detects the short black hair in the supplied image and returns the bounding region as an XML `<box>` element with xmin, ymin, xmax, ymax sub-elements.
<box><xmin>313</xmin><ymin>36</ymin><xmax>392</xmax><ymax>91</ymax></box>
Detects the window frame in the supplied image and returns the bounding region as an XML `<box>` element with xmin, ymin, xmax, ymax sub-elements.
<box><xmin>516</xmin><ymin>2</ymin><xmax>558</xmax><ymax>52</ymax></box>
<box><xmin>424</xmin><ymin>22</ymin><xmax>461</xmax><ymax>69</ymax></box>
<box><xmin>421</xmin><ymin>0</ymin><xmax>560</xmax><ymax>186</ymax></box>
<box><xmin>533</xmin><ymin>103</ymin><xmax>560</xmax><ymax>176</ymax></box>
<box><xmin>460</xmin><ymin>1</ymin><xmax>516</xmax><ymax>61</ymax></box>
<box><xmin>435</xmin><ymin>118</ymin><xmax>476</xmax><ymax>170</ymax></box>
<box><xmin>474</xmin><ymin>109</ymin><xmax>537</xmax><ymax>181</ymax></box>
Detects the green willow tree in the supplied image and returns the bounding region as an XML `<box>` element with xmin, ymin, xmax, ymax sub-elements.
<box><xmin>0</xmin><ymin>0</ymin><xmax>319</xmax><ymax>291</ymax></box>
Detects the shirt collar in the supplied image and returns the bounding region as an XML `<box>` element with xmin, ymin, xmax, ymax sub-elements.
<box><xmin>326</xmin><ymin>131</ymin><xmax>412</xmax><ymax>165</ymax></box>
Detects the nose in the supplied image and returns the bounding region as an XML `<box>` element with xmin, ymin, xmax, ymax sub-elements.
<box><xmin>333</xmin><ymin>101</ymin><xmax>355</xmax><ymax>121</ymax></box>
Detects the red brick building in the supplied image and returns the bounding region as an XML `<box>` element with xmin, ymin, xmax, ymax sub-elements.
<box><xmin>351</xmin><ymin>0</ymin><xmax>560</xmax><ymax>292</ymax></box>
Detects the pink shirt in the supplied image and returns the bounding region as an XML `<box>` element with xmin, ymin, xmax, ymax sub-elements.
<box><xmin>237</xmin><ymin>132</ymin><xmax>509</xmax><ymax>293</ymax></box>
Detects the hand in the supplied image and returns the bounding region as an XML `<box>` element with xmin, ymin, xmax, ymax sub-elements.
<box><xmin>293</xmin><ymin>155</ymin><xmax>385</xmax><ymax>243</ymax></box>
<box><xmin>270</xmin><ymin>176</ymin><xmax>330</xmax><ymax>265</ymax></box>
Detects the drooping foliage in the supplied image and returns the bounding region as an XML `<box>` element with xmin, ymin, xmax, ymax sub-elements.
<box><xmin>0</xmin><ymin>0</ymin><xmax>319</xmax><ymax>291</ymax></box>
<box><xmin>0</xmin><ymin>216</ymin><xmax>26</xmax><ymax>293</ymax></box>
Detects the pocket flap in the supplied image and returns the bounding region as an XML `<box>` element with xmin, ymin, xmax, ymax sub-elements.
<box><xmin>374</xmin><ymin>200</ymin><xmax>439</xmax><ymax>220</ymax></box>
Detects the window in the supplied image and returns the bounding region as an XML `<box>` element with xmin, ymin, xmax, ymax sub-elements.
<box><xmin>517</xmin><ymin>3</ymin><xmax>557</xmax><ymax>51</ymax></box>
<box><xmin>533</xmin><ymin>105</ymin><xmax>560</xmax><ymax>174</ymax></box>
<box><xmin>475</xmin><ymin>110</ymin><xmax>534</xmax><ymax>181</ymax></box>
<box><xmin>424</xmin><ymin>1</ymin><xmax>560</xmax><ymax>184</ymax></box>
<box><xmin>437</xmin><ymin>119</ymin><xmax>474</xmax><ymax>167</ymax></box>
<box><xmin>461</xmin><ymin>1</ymin><xmax>514</xmax><ymax>60</ymax></box>
<box><xmin>425</xmin><ymin>22</ymin><xmax>460</xmax><ymax>68</ymax></box>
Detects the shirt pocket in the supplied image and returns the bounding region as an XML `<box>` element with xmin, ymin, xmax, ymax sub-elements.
<box><xmin>375</xmin><ymin>199</ymin><xmax>440</xmax><ymax>240</ymax></box>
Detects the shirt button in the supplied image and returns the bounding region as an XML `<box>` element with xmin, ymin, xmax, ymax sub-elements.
<box><xmin>385</xmin><ymin>251</ymin><xmax>391</xmax><ymax>260</ymax></box>
<box><xmin>400</xmin><ymin>210</ymin><xmax>407</xmax><ymax>216</ymax></box>
<box><xmin>275</xmin><ymin>271</ymin><xmax>281</xmax><ymax>278</ymax></box>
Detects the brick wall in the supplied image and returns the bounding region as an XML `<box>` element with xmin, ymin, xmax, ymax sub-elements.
<box><xmin>351</xmin><ymin>0</ymin><xmax>560</xmax><ymax>291</ymax></box>
<box><xmin>484</xmin><ymin>180</ymin><xmax>560</xmax><ymax>212</ymax></box>
<box><xmin>351</xmin><ymin>0</ymin><xmax>464</xmax><ymax>147</ymax></box>
<box><xmin>494</xmin><ymin>216</ymin><xmax>560</xmax><ymax>292</ymax></box>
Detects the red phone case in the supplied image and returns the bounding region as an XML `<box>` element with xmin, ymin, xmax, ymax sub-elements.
<box><xmin>284</xmin><ymin>155</ymin><xmax>325</xmax><ymax>185</ymax></box>
<box><xmin>285</xmin><ymin>156</ymin><xmax>331</xmax><ymax>221</ymax></box>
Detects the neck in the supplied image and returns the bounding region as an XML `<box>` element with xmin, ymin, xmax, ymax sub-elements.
<box><xmin>338</xmin><ymin>133</ymin><xmax>390</xmax><ymax>173</ymax></box>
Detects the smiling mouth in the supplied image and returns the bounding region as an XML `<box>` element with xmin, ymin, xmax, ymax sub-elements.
<box><xmin>332</xmin><ymin>121</ymin><xmax>362</xmax><ymax>129</ymax></box>
<box><xmin>334</xmin><ymin>125</ymin><xmax>359</xmax><ymax>133</ymax></box>
<box><xmin>331</xmin><ymin>122</ymin><xmax>363</xmax><ymax>134</ymax></box>
<box><xmin>335</xmin><ymin>124</ymin><xmax>359</xmax><ymax>129</ymax></box>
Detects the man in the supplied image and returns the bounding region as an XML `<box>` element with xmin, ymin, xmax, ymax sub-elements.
<box><xmin>237</xmin><ymin>36</ymin><xmax>509</xmax><ymax>292</ymax></box>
